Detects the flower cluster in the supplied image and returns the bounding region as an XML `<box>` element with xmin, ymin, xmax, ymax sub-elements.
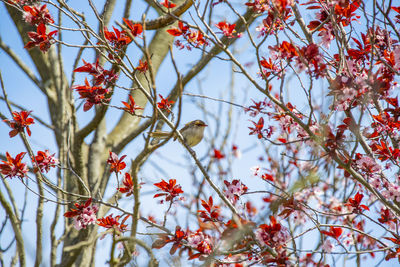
<box><xmin>71</xmin><ymin>78</ymin><xmax>111</xmax><ymax>111</ymax></box>
<box><xmin>187</xmin><ymin>231</ymin><xmax>213</xmax><ymax>259</ymax></box>
<box><xmin>248</xmin><ymin>117</ymin><xmax>273</xmax><ymax>139</ymax></box>
<box><xmin>255</xmin><ymin>216</ymin><xmax>290</xmax><ymax>249</ymax></box>
<box><xmin>215</xmin><ymin>21</ymin><xmax>239</xmax><ymax>38</ymax></box>
<box><xmin>118</xmin><ymin>173</ymin><xmax>134</xmax><ymax>196</ymax></box>
<box><xmin>23</xmin><ymin>4</ymin><xmax>54</xmax><ymax>26</ymax></box>
<box><xmin>74</xmin><ymin>59</ymin><xmax>117</xmax><ymax>86</ymax></box>
<box><xmin>33</xmin><ymin>150</ymin><xmax>59</xmax><ymax>173</ymax></box>
<box><xmin>97</xmin><ymin>214</ymin><xmax>129</xmax><ymax>236</ymax></box>
<box><xmin>157</xmin><ymin>94</ymin><xmax>175</xmax><ymax>113</ymax></box>
<box><xmin>198</xmin><ymin>196</ymin><xmax>222</xmax><ymax>222</ymax></box>
<box><xmin>224</xmin><ymin>179</ymin><xmax>248</xmax><ymax>203</ymax></box>
<box><xmin>107</xmin><ymin>152</ymin><xmax>127</xmax><ymax>174</ymax></box>
<box><xmin>24</xmin><ymin>23</ymin><xmax>57</xmax><ymax>52</ymax></box>
<box><xmin>4</xmin><ymin>110</ymin><xmax>35</xmax><ymax>137</ymax></box>
<box><xmin>153</xmin><ymin>179</ymin><xmax>184</xmax><ymax>203</ymax></box>
<box><xmin>167</xmin><ymin>21</ymin><xmax>208</xmax><ymax>50</ymax></box>
<box><xmin>0</xmin><ymin>152</ymin><xmax>28</xmax><ymax>179</ymax></box>
<box><xmin>64</xmin><ymin>199</ymin><xmax>99</xmax><ymax>230</ymax></box>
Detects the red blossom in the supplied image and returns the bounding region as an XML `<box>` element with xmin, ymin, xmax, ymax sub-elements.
<box><xmin>97</xmin><ymin>214</ymin><xmax>129</xmax><ymax>234</ymax></box>
<box><xmin>72</xmin><ymin>78</ymin><xmax>110</xmax><ymax>111</ymax></box>
<box><xmin>245</xmin><ymin>98</ymin><xmax>268</xmax><ymax>116</ymax></box>
<box><xmin>384</xmin><ymin>235</ymin><xmax>400</xmax><ymax>263</ymax></box>
<box><xmin>370</xmin><ymin>139</ymin><xmax>400</xmax><ymax>162</ymax></box>
<box><xmin>4</xmin><ymin>110</ymin><xmax>35</xmax><ymax>137</ymax></box>
<box><xmin>118</xmin><ymin>173</ymin><xmax>134</xmax><ymax>196</ymax></box>
<box><xmin>9</xmin><ymin>0</ymin><xmax>39</xmax><ymax>4</ymax></box>
<box><xmin>186</xmin><ymin>30</ymin><xmax>207</xmax><ymax>47</ymax></box>
<box><xmin>166</xmin><ymin>21</ymin><xmax>189</xmax><ymax>37</ymax></box>
<box><xmin>215</xmin><ymin>21</ymin><xmax>237</xmax><ymax>38</ymax></box>
<box><xmin>33</xmin><ymin>150</ymin><xmax>59</xmax><ymax>173</ymax></box>
<box><xmin>348</xmin><ymin>34</ymin><xmax>371</xmax><ymax>61</ymax></box>
<box><xmin>272</xmin><ymin>0</ymin><xmax>292</xmax><ymax>14</ymax></box>
<box><xmin>304</xmin><ymin>0</ymin><xmax>360</xmax><ymax>28</ymax></box>
<box><xmin>103</xmin><ymin>26</ymin><xmax>131</xmax><ymax>50</ymax></box>
<box><xmin>334</xmin><ymin>0</ymin><xmax>361</xmax><ymax>26</ymax></box>
<box><xmin>245</xmin><ymin>201</ymin><xmax>258</xmax><ymax>217</ymax></box>
<box><xmin>198</xmin><ymin>196</ymin><xmax>221</xmax><ymax>222</ymax></box>
<box><xmin>122</xmin><ymin>18</ymin><xmax>143</xmax><ymax>37</ymax></box>
<box><xmin>24</xmin><ymin>23</ymin><xmax>57</xmax><ymax>52</ymax></box>
<box><xmin>379</xmin><ymin>208</ymin><xmax>397</xmax><ymax>225</ymax></box>
<box><xmin>153</xmin><ymin>179</ymin><xmax>183</xmax><ymax>202</ymax></box>
<box><xmin>107</xmin><ymin>152</ymin><xmax>127</xmax><ymax>174</ymax></box>
<box><xmin>23</xmin><ymin>4</ymin><xmax>54</xmax><ymax>25</ymax></box>
<box><xmin>392</xmin><ymin>7</ymin><xmax>400</xmax><ymax>23</ymax></box>
<box><xmin>296</xmin><ymin>43</ymin><xmax>326</xmax><ymax>78</ymax></box>
<box><xmin>261</xmin><ymin>173</ymin><xmax>274</xmax><ymax>181</ymax></box>
<box><xmin>121</xmin><ymin>95</ymin><xmax>143</xmax><ymax>115</ymax></box>
<box><xmin>152</xmin><ymin>226</ymin><xmax>187</xmax><ymax>255</ymax></box>
<box><xmin>167</xmin><ymin>21</ymin><xmax>208</xmax><ymax>49</ymax></box>
<box><xmin>74</xmin><ymin>59</ymin><xmax>117</xmax><ymax>86</ymax></box>
<box><xmin>64</xmin><ymin>198</ymin><xmax>94</xmax><ymax>218</ymax></box>
<box><xmin>245</xmin><ymin>0</ymin><xmax>269</xmax><ymax>13</ymax></box>
<box><xmin>160</xmin><ymin>0</ymin><xmax>176</xmax><ymax>8</ymax></box>
<box><xmin>269</xmin><ymin>41</ymin><xmax>298</xmax><ymax>61</ymax></box>
<box><xmin>346</xmin><ymin>192</ymin><xmax>369</xmax><ymax>213</ymax></box>
<box><xmin>0</xmin><ymin>152</ymin><xmax>28</xmax><ymax>179</ymax></box>
<box><xmin>157</xmin><ymin>94</ymin><xmax>175</xmax><ymax>112</ymax></box>
<box><xmin>259</xmin><ymin>57</ymin><xmax>280</xmax><ymax>78</ymax></box>
<box><xmin>278</xmin><ymin>197</ymin><xmax>302</xmax><ymax>219</ymax></box>
<box><xmin>212</xmin><ymin>149</ymin><xmax>225</xmax><ymax>160</ymax></box>
<box><xmin>321</xmin><ymin>226</ymin><xmax>343</xmax><ymax>239</ymax></box>
<box><xmin>136</xmin><ymin>60</ymin><xmax>148</xmax><ymax>73</ymax></box>
<box><xmin>255</xmin><ymin>216</ymin><xmax>289</xmax><ymax>249</ymax></box>
<box><xmin>370</xmin><ymin>111</ymin><xmax>400</xmax><ymax>138</ymax></box>
<box><xmin>249</xmin><ymin>117</ymin><xmax>267</xmax><ymax>139</ymax></box>
<box><xmin>257</xmin><ymin>10</ymin><xmax>289</xmax><ymax>36</ymax></box>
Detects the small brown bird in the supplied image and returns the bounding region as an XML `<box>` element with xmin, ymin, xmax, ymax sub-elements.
<box><xmin>150</xmin><ymin>120</ymin><xmax>207</xmax><ymax>147</ymax></box>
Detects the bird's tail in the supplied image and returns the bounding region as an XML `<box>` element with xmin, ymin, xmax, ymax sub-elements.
<box><xmin>149</xmin><ymin>131</ymin><xmax>173</xmax><ymax>145</ymax></box>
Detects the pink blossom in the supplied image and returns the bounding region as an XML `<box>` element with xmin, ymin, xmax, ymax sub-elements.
<box><xmin>219</xmin><ymin>255</ymin><xmax>248</xmax><ymax>267</ymax></box>
<box><xmin>335</xmin><ymin>87</ymin><xmax>357</xmax><ymax>111</ymax></box>
<box><xmin>371</xmin><ymin>177</ymin><xmax>382</xmax><ymax>189</ymax></box>
<box><xmin>255</xmin><ymin>218</ymin><xmax>290</xmax><ymax>249</ymax></box>
<box><xmin>250</xmin><ymin>165</ymin><xmax>261</xmax><ymax>176</ymax></box>
<box><xmin>319</xmin><ymin>23</ymin><xmax>335</xmax><ymax>48</ymax></box>
<box><xmin>296</xmin><ymin>123</ymin><xmax>319</xmax><ymax>145</ymax></box>
<box><xmin>355</xmin><ymin>155</ymin><xmax>381</xmax><ymax>174</ymax></box>
<box><xmin>290</xmin><ymin>210</ymin><xmax>307</xmax><ymax>225</ymax></box>
<box><xmin>382</xmin><ymin>183</ymin><xmax>400</xmax><ymax>202</ymax></box>
<box><xmin>255</xmin><ymin>24</ymin><xmax>267</xmax><ymax>38</ymax></box>
<box><xmin>232</xmin><ymin>148</ymin><xmax>242</xmax><ymax>159</ymax></box>
<box><xmin>247</xmin><ymin>0</ymin><xmax>270</xmax><ymax>13</ymax></box>
<box><xmin>279</xmin><ymin>114</ymin><xmax>297</xmax><ymax>133</ymax></box>
<box><xmin>73</xmin><ymin>204</ymin><xmax>99</xmax><ymax>230</ymax></box>
<box><xmin>33</xmin><ymin>150</ymin><xmax>59</xmax><ymax>173</ymax></box>
<box><xmin>187</xmin><ymin>231</ymin><xmax>213</xmax><ymax>254</ymax></box>
<box><xmin>224</xmin><ymin>180</ymin><xmax>248</xmax><ymax>202</ymax></box>
<box><xmin>322</xmin><ymin>239</ymin><xmax>335</xmax><ymax>252</ymax></box>
<box><xmin>394</xmin><ymin>46</ymin><xmax>400</xmax><ymax>71</ymax></box>
<box><xmin>342</xmin><ymin>233</ymin><xmax>354</xmax><ymax>247</ymax></box>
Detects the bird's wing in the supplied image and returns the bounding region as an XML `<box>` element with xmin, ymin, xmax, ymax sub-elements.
<box><xmin>149</xmin><ymin>131</ymin><xmax>171</xmax><ymax>138</ymax></box>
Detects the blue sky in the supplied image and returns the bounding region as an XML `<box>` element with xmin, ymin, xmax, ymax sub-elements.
<box><xmin>0</xmin><ymin>1</ymin><xmax>398</xmax><ymax>266</ymax></box>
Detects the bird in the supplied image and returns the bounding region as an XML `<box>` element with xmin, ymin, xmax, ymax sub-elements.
<box><xmin>149</xmin><ymin>120</ymin><xmax>207</xmax><ymax>147</ymax></box>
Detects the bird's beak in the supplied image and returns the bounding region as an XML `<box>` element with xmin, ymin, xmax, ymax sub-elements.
<box><xmin>201</xmin><ymin>123</ymin><xmax>208</xmax><ymax>127</ymax></box>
